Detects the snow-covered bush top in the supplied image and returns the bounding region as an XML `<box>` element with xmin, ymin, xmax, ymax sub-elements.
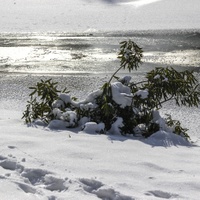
<box><xmin>22</xmin><ymin>40</ymin><xmax>200</xmax><ymax>140</ymax></box>
<box><xmin>111</xmin><ymin>82</ymin><xmax>132</xmax><ymax>108</ymax></box>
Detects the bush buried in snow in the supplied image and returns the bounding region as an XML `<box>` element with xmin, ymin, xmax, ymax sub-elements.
<box><xmin>22</xmin><ymin>40</ymin><xmax>200</xmax><ymax>139</ymax></box>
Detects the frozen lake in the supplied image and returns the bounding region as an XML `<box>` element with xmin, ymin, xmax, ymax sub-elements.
<box><xmin>0</xmin><ymin>30</ymin><xmax>200</xmax><ymax>75</ymax></box>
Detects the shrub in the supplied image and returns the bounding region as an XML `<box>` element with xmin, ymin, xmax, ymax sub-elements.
<box><xmin>22</xmin><ymin>79</ymin><xmax>68</xmax><ymax>123</ymax></box>
<box><xmin>22</xmin><ymin>40</ymin><xmax>200</xmax><ymax>139</ymax></box>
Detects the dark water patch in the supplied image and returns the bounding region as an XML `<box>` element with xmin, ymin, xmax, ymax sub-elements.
<box><xmin>57</xmin><ymin>43</ymin><xmax>92</xmax><ymax>50</ymax></box>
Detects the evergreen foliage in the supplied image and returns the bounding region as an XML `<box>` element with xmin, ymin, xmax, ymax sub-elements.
<box><xmin>22</xmin><ymin>40</ymin><xmax>200</xmax><ymax>139</ymax></box>
<box><xmin>22</xmin><ymin>79</ymin><xmax>68</xmax><ymax>123</ymax></box>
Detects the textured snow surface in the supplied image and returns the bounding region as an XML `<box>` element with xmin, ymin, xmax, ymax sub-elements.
<box><xmin>0</xmin><ymin>73</ymin><xmax>200</xmax><ymax>199</ymax></box>
<box><xmin>0</xmin><ymin>108</ymin><xmax>200</xmax><ymax>199</ymax></box>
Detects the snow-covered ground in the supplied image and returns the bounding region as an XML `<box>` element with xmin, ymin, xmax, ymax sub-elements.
<box><xmin>0</xmin><ymin>73</ymin><xmax>200</xmax><ymax>200</ymax></box>
<box><xmin>0</xmin><ymin>108</ymin><xmax>200</xmax><ymax>200</ymax></box>
<box><xmin>0</xmin><ymin>0</ymin><xmax>200</xmax><ymax>199</ymax></box>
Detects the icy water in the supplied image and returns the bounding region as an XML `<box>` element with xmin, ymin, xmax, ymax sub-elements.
<box><xmin>0</xmin><ymin>29</ymin><xmax>200</xmax><ymax>75</ymax></box>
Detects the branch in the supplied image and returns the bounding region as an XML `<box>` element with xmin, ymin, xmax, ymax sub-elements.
<box><xmin>160</xmin><ymin>95</ymin><xmax>175</xmax><ymax>106</ymax></box>
<box><xmin>130</xmin><ymin>80</ymin><xmax>148</xmax><ymax>87</ymax></box>
<box><xmin>107</xmin><ymin>65</ymin><xmax>124</xmax><ymax>85</ymax></box>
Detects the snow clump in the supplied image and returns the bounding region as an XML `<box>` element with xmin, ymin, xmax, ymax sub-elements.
<box><xmin>111</xmin><ymin>82</ymin><xmax>133</xmax><ymax>108</ymax></box>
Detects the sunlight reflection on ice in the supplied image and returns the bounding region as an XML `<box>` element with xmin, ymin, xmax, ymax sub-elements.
<box><xmin>119</xmin><ymin>0</ymin><xmax>162</xmax><ymax>7</ymax></box>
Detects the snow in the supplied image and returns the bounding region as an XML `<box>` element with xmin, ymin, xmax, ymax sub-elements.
<box><xmin>118</xmin><ymin>76</ymin><xmax>132</xmax><ymax>85</ymax></box>
<box><xmin>58</xmin><ymin>94</ymin><xmax>72</xmax><ymax>105</ymax></box>
<box><xmin>0</xmin><ymin>107</ymin><xmax>200</xmax><ymax>199</ymax></box>
<box><xmin>134</xmin><ymin>89</ymin><xmax>149</xmax><ymax>99</ymax></box>
<box><xmin>111</xmin><ymin>82</ymin><xmax>132</xmax><ymax>108</ymax></box>
<box><xmin>47</xmin><ymin>119</ymin><xmax>69</xmax><ymax>130</ymax></box>
<box><xmin>82</xmin><ymin>122</ymin><xmax>105</xmax><ymax>134</ymax></box>
<box><xmin>50</xmin><ymin>109</ymin><xmax>78</xmax><ymax>128</ymax></box>
<box><xmin>109</xmin><ymin>117</ymin><xmax>124</xmax><ymax>135</ymax></box>
<box><xmin>0</xmin><ymin>0</ymin><xmax>200</xmax><ymax>199</ymax></box>
<box><xmin>0</xmin><ymin>73</ymin><xmax>200</xmax><ymax>199</ymax></box>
